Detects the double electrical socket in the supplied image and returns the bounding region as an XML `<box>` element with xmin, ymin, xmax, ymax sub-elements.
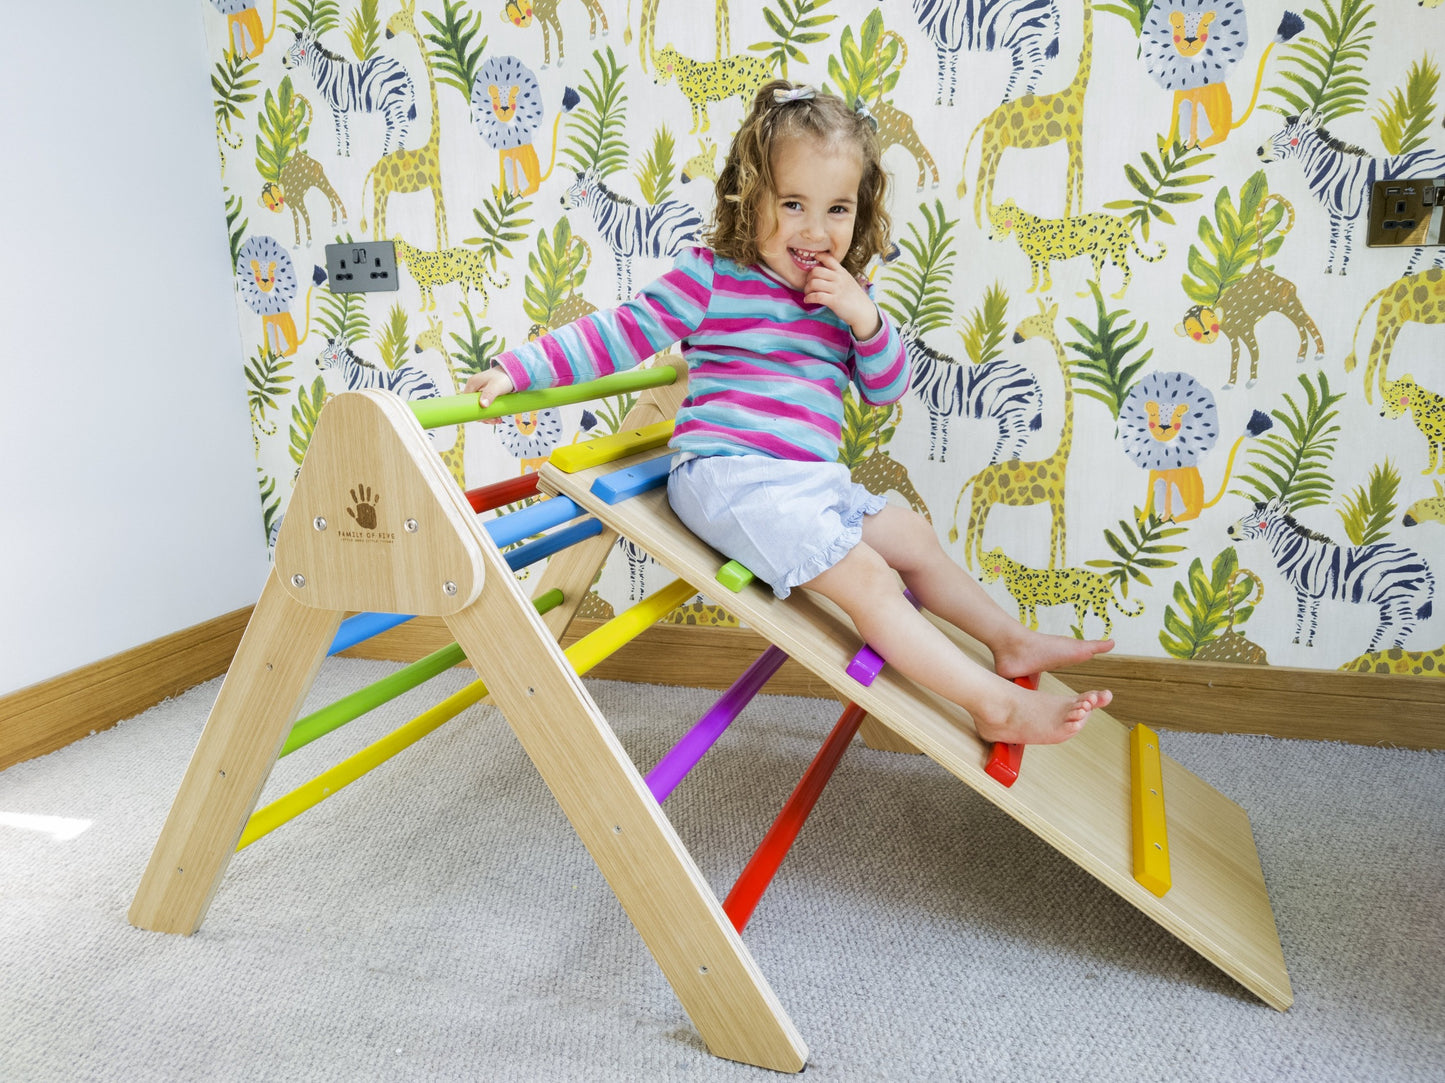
<box><xmin>1366</xmin><ymin>178</ymin><xmax>1445</xmax><ymax>247</ymax></box>
<box><xmin>324</xmin><ymin>241</ymin><xmax>399</xmax><ymax>292</ymax></box>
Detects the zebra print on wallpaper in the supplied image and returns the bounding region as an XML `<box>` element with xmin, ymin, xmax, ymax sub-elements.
<box><xmin>903</xmin><ymin>330</ymin><xmax>1042</xmax><ymax>464</ymax></box>
<box><xmin>1258</xmin><ymin>113</ymin><xmax>1445</xmax><ymax>276</ymax></box>
<box><xmin>317</xmin><ymin>338</ymin><xmax>443</xmax><ymax>428</ymax></box>
<box><xmin>283</xmin><ymin>27</ymin><xmax>417</xmax><ymax>156</ymax></box>
<box><xmin>1228</xmin><ymin>499</ymin><xmax>1436</xmax><ymax>652</ymax></box>
<box><xmin>563</xmin><ymin>172</ymin><xmax>705</xmax><ymax>298</ymax></box>
<box><xmin>903</xmin><ymin>0</ymin><xmax>1060</xmax><ymax>104</ymax></box>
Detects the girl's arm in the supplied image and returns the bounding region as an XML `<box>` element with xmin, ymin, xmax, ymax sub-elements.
<box><xmin>848</xmin><ymin>285</ymin><xmax>909</xmax><ymax>408</ymax></box>
<box><xmin>804</xmin><ymin>253</ymin><xmax>907</xmax><ymax>406</ymax></box>
<box><xmin>488</xmin><ymin>248</ymin><xmax>715</xmax><ymax>394</ymax></box>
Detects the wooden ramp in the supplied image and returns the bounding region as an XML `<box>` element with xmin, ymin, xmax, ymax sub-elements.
<box><xmin>540</xmin><ymin>448</ymin><xmax>1293</xmax><ymax>1014</ymax></box>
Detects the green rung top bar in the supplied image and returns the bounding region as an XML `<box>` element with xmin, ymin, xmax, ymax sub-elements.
<box><xmin>409</xmin><ymin>366</ymin><xmax>680</xmax><ymax>429</ymax></box>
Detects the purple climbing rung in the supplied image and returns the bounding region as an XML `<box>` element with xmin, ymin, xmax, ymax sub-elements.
<box><xmin>845</xmin><ymin>590</ymin><xmax>922</xmax><ymax>686</ymax></box>
<box><xmin>646</xmin><ymin>645</ymin><xmax>789</xmax><ymax>804</ymax></box>
<box><xmin>846</xmin><ymin>646</ymin><xmax>885</xmax><ymax>686</ymax></box>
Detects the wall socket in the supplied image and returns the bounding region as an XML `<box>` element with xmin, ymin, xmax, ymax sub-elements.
<box><xmin>1366</xmin><ymin>177</ymin><xmax>1445</xmax><ymax>248</ymax></box>
<box><xmin>324</xmin><ymin>241</ymin><xmax>399</xmax><ymax>293</ymax></box>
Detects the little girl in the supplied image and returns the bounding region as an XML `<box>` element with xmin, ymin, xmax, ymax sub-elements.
<box><xmin>467</xmin><ymin>80</ymin><xmax>1112</xmax><ymax>746</ymax></box>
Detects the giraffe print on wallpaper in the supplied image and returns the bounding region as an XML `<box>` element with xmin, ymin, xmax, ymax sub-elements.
<box><xmin>958</xmin><ymin>0</ymin><xmax>1091</xmax><ymax>226</ymax></box>
<box><xmin>1344</xmin><ymin>269</ymin><xmax>1445</xmax><ymax>404</ymax></box>
<box><xmin>415</xmin><ymin>314</ymin><xmax>467</xmax><ymax>489</ymax></box>
<box><xmin>951</xmin><ymin>301</ymin><xmax>1075</xmax><ymax>570</ymax></box>
<box><xmin>359</xmin><ymin>0</ymin><xmax>448</xmax><ymax>248</ymax></box>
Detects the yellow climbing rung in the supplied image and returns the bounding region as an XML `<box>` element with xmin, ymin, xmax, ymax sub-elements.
<box><xmin>550</xmin><ymin>420</ymin><xmax>675</xmax><ymax>473</ymax></box>
<box><xmin>564</xmin><ymin>576</ymin><xmax>697</xmax><ymax>676</ymax></box>
<box><xmin>1130</xmin><ymin>723</ymin><xmax>1172</xmax><ymax>897</ymax></box>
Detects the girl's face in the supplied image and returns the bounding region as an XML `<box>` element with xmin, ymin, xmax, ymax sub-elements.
<box><xmin>754</xmin><ymin>135</ymin><xmax>863</xmax><ymax>291</ymax></box>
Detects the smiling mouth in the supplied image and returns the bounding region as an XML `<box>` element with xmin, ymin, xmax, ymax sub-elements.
<box><xmin>789</xmin><ymin>248</ymin><xmax>823</xmax><ymax>268</ymax></box>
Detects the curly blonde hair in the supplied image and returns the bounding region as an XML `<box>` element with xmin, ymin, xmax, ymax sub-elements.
<box><xmin>704</xmin><ymin>80</ymin><xmax>892</xmax><ymax>279</ymax></box>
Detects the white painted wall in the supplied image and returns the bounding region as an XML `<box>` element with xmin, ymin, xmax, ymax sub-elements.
<box><xmin>0</xmin><ymin>4</ymin><xmax>269</xmax><ymax>694</ymax></box>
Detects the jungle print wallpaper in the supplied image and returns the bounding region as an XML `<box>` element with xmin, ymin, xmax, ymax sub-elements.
<box><xmin>207</xmin><ymin>0</ymin><xmax>1445</xmax><ymax>678</ymax></box>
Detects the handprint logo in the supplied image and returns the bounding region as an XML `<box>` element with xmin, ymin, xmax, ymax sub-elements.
<box><xmin>347</xmin><ymin>483</ymin><xmax>380</xmax><ymax>530</ymax></box>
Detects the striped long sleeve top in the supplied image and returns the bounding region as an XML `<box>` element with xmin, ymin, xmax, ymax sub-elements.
<box><xmin>491</xmin><ymin>247</ymin><xmax>909</xmax><ymax>463</ymax></box>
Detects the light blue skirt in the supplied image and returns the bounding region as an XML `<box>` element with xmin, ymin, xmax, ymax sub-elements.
<box><xmin>667</xmin><ymin>454</ymin><xmax>886</xmax><ymax>599</ymax></box>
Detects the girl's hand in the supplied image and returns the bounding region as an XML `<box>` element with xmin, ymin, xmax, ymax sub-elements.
<box><xmin>463</xmin><ymin>367</ymin><xmax>515</xmax><ymax>423</ymax></box>
<box><xmin>804</xmin><ymin>253</ymin><xmax>882</xmax><ymax>340</ymax></box>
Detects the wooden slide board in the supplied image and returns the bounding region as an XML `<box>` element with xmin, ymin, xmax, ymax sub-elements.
<box><xmin>540</xmin><ymin>448</ymin><xmax>1293</xmax><ymax>1013</ymax></box>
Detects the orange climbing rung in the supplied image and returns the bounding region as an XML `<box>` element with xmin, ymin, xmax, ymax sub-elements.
<box><xmin>723</xmin><ymin>702</ymin><xmax>868</xmax><ymax>932</ymax></box>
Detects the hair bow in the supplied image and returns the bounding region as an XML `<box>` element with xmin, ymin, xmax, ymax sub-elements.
<box><xmin>853</xmin><ymin>97</ymin><xmax>878</xmax><ymax>132</ymax></box>
<box><xmin>773</xmin><ymin>85</ymin><xmax>817</xmax><ymax>104</ymax></box>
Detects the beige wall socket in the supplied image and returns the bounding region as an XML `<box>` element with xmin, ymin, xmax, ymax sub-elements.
<box><xmin>1367</xmin><ymin>177</ymin><xmax>1445</xmax><ymax>247</ymax></box>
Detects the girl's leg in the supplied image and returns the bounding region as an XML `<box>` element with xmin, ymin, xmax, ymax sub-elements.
<box><xmin>857</xmin><ymin>506</ymin><xmax>1113</xmax><ymax>679</ymax></box>
<box><xmin>802</xmin><ymin>538</ymin><xmax>1109</xmax><ymax>746</ymax></box>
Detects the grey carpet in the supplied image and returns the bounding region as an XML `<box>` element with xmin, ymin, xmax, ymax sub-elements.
<box><xmin>1</xmin><ymin>660</ymin><xmax>1441</xmax><ymax>1082</ymax></box>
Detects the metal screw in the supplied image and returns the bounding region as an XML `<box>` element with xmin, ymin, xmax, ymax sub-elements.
<box><xmin>405</xmin><ymin>518</ymin><xmax>419</xmax><ymax>533</ymax></box>
<box><xmin>443</xmin><ymin>580</ymin><xmax>458</xmax><ymax>596</ymax></box>
<box><xmin>291</xmin><ymin>574</ymin><xmax>306</xmax><ymax>588</ymax></box>
<box><xmin>313</xmin><ymin>516</ymin><xmax>327</xmax><ymax>531</ymax></box>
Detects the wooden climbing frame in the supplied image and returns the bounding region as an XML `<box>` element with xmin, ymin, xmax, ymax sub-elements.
<box><xmin>129</xmin><ymin>370</ymin><xmax>1289</xmax><ymax>1073</ymax></box>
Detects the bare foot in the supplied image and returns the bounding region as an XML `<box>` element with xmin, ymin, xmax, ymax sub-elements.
<box><xmin>992</xmin><ymin>628</ymin><xmax>1114</xmax><ymax>683</ymax></box>
<box><xmin>972</xmin><ymin>681</ymin><xmax>1112</xmax><ymax>746</ymax></box>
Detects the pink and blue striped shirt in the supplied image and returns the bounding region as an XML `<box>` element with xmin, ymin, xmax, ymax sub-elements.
<box><xmin>492</xmin><ymin>247</ymin><xmax>909</xmax><ymax>463</ymax></box>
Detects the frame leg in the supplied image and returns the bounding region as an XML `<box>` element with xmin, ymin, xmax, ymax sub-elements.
<box><xmin>129</xmin><ymin>570</ymin><xmax>341</xmax><ymax>935</ymax></box>
<box><xmin>446</xmin><ymin>580</ymin><xmax>808</xmax><ymax>1072</ymax></box>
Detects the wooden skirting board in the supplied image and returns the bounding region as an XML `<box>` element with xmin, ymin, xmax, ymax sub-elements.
<box><xmin>0</xmin><ymin>609</ymin><xmax>251</xmax><ymax>771</ymax></box>
<box><xmin>341</xmin><ymin>615</ymin><xmax>1445</xmax><ymax>752</ymax></box>
<box><xmin>5</xmin><ymin>588</ymin><xmax>1443</xmax><ymax>773</ymax></box>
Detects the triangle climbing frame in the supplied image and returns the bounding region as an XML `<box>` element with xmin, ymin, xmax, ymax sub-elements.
<box><xmin>129</xmin><ymin>378</ymin><xmax>1289</xmax><ymax>1075</ymax></box>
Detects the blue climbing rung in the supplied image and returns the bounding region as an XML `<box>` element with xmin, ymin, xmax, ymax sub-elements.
<box><xmin>329</xmin><ymin>611</ymin><xmax>413</xmax><ymax>655</ymax></box>
<box><xmin>484</xmin><ymin>495</ymin><xmax>584</xmax><ymax>548</ymax></box>
<box><xmin>590</xmin><ymin>454</ymin><xmax>673</xmax><ymax>504</ymax></box>
<box><xmin>503</xmin><ymin>518</ymin><xmax>604</xmax><ymax>571</ymax></box>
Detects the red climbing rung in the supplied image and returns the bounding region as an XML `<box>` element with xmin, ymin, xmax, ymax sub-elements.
<box><xmin>465</xmin><ymin>472</ymin><xmax>540</xmax><ymax>513</ymax></box>
<box><xmin>985</xmin><ymin>741</ymin><xmax>1024</xmax><ymax>786</ymax></box>
<box><xmin>723</xmin><ymin>701</ymin><xmax>868</xmax><ymax>933</ymax></box>
<box><xmin>985</xmin><ymin>673</ymin><xmax>1039</xmax><ymax>788</ymax></box>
